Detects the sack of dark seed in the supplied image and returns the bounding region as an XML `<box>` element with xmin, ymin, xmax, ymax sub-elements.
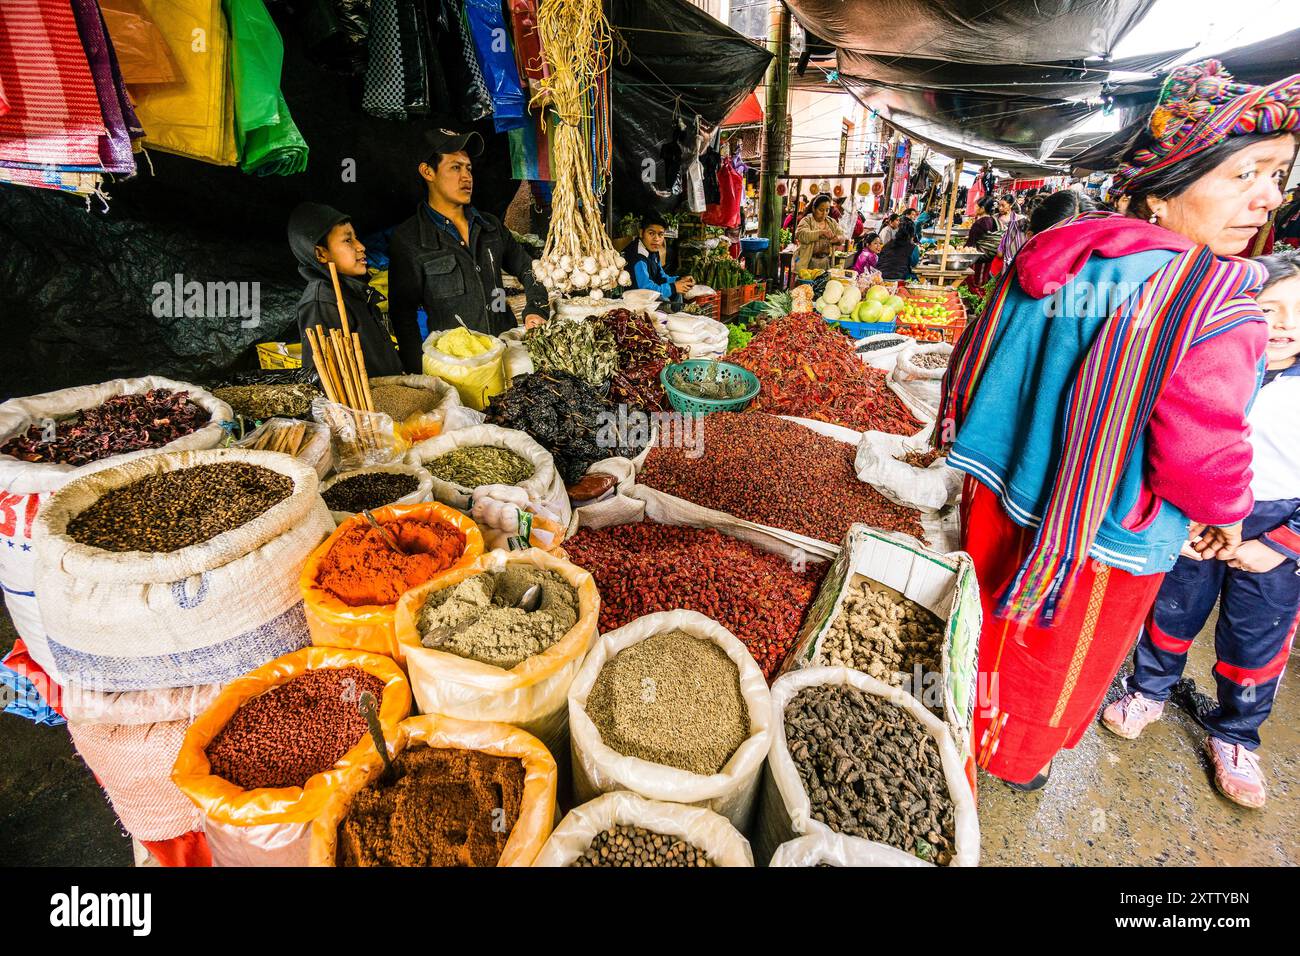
<box><xmin>319</xmin><ymin>465</ymin><xmax>433</xmax><ymax>523</ymax></box>
<box><xmin>567</xmin><ymin>610</ymin><xmax>773</xmax><ymax>831</ymax></box>
<box><xmin>531</xmin><ymin>791</ymin><xmax>754</xmax><ymax>867</ymax></box>
<box><xmin>172</xmin><ymin>646</ymin><xmax>412</xmax><ymax>867</ymax></box>
<box><xmin>754</xmin><ymin>667</ymin><xmax>979</xmax><ymax>867</ymax></box>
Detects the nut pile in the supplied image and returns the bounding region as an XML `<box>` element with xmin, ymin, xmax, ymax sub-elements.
<box><xmin>638</xmin><ymin>412</ymin><xmax>926</xmax><ymax>544</ymax></box>
<box><xmin>785</xmin><ymin>684</ymin><xmax>956</xmax><ymax>864</ymax></box>
<box><xmin>205</xmin><ymin>668</ymin><xmax>384</xmax><ymax>791</ymax></box>
<box><xmin>67</xmin><ymin>462</ymin><xmax>292</xmax><ymax>552</ymax></box>
<box><xmin>910</xmin><ymin>351</ymin><xmax>949</xmax><ymax>370</ymax></box>
<box><xmin>586</xmin><ymin>630</ymin><xmax>748</xmax><ymax>776</ymax></box>
<box><xmin>571</xmin><ymin>824</ymin><xmax>712</xmax><ymax>867</ymax></box>
<box><xmin>562</xmin><ymin>523</ymin><xmax>824</xmax><ymax>679</ymax></box>
<box><xmin>816</xmin><ymin>579</ymin><xmax>945</xmax><ymax>687</ymax></box>
<box><xmin>322</xmin><ymin>472</ymin><xmax>420</xmax><ymax>513</ymax></box>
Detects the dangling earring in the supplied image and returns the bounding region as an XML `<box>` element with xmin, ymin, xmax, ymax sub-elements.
<box><xmin>1149</xmin><ymin>212</ymin><xmax>1159</xmax><ymax>224</ymax></box>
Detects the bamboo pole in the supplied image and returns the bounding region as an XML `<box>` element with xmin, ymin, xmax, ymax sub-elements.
<box><xmin>306</xmin><ymin>326</ymin><xmax>342</xmax><ymax>403</ymax></box>
<box><xmin>327</xmin><ymin>262</ymin><xmax>352</xmax><ymax>339</ymax></box>
<box><xmin>352</xmin><ymin>333</ymin><xmax>375</xmax><ymax>413</ymax></box>
<box><xmin>941</xmin><ymin>154</ymin><xmax>964</xmax><ymax>274</ymax></box>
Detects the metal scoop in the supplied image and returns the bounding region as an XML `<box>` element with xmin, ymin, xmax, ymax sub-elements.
<box><xmin>358</xmin><ymin>691</ymin><xmax>397</xmax><ymax>785</ymax></box>
<box><xmin>515</xmin><ymin>583</ymin><xmax>543</xmax><ymax>613</ymax></box>
<box><xmin>361</xmin><ymin>509</ymin><xmax>405</xmax><ymax>555</ymax></box>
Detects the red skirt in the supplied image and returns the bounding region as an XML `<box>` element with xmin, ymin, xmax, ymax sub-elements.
<box><xmin>961</xmin><ymin>480</ymin><xmax>1165</xmax><ymax>783</ymax></box>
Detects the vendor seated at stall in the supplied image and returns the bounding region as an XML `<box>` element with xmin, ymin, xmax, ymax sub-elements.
<box><xmin>626</xmin><ymin>213</ymin><xmax>694</xmax><ymax>309</ymax></box>
<box><xmin>389</xmin><ymin>128</ymin><xmax>547</xmax><ymax>372</ymax></box>
<box><xmin>289</xmin><ymin>202</ymin><xmax>403</xmax><ymax>378</ymax></box>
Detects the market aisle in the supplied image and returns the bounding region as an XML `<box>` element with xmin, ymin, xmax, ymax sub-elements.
<box><xmin>0</xmin><ymin>603</ymin><xmax>1293</xmax><ymax>867</ymax></box>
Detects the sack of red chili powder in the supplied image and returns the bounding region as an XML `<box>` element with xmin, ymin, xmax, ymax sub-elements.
<box><xmin>172</xmin><ymin>646</ymin><xmax>411</xmax><ymax>867</ymax></box>
<box><xmin>0</xmin><ymin>377</ymin><xmax>231</xmax><ymax>687</ymax></box>
<box><xmin>300</xmin><ymin>502</ymin><xmax>484</xmax><ymax>660</ymax></box>
<box><xmin>309</xmin><ymin>713</ymin><xmax>558</xmax><ymax>867</ymax></box>
<box><xmin>393</xmin><ymin>548</ymin><xmax>600</xmax><ymax>759</ymax></box>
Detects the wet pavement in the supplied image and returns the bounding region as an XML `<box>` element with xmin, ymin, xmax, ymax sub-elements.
<box><xmin>1</xmin><ymin>603</ymin><xmax>1294</xmax><ymax>866</ymax></box>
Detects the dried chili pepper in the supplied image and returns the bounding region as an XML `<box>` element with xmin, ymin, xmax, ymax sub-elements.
<box><xmin>591</xmin><ymin>308</ymin><xmax>685</xmax><ymax>412</ymax></box>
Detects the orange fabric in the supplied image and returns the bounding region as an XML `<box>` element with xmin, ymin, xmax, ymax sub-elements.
<box><xmin>141</xmin><ymin>830</ymin><xmax>211</xmax><ymax>867</ymax></box>
<box><xmin>316</xmin><ymin>518</ymin><xmax>467</xmax><ymax>607</ymax></box>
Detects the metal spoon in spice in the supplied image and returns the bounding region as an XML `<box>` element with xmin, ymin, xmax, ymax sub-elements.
<box><xmin>361</xmin><ymin>509</ymin><xmax>406</xmax><ymax>555</ymax></box>
<box><xmin>358</xmin><ymin>691</ymin><xmax>398</xmax><ymax>785</ymax></box>
<box><xmin>515</xmin><ymin>583</ymin><xmax>543</xmax><ymax>613</ymax></box>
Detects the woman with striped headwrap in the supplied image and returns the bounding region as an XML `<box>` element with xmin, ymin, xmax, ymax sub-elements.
<box><xmin>937</xmin><ymin>59</ymin><xmax>1300</xmax><ymax>792</ymax></box>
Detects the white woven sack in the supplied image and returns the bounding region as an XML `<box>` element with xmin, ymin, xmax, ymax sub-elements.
<box><xmin>854</xmin><ymin>422</ymin><xmax>962</xmax><ymax>513</ymax></box>
<box><xmin>33</xmin><ymin>448</ymin><xmax>331</xmax><ymax>691</ymax></box>
<box><xmin>319</xmin><ymin>463</ymin><xmax>434</xmax><ymax>525</ymax></box>
<box><xmin>769</xmin><ymin>831</ymin><xmax>928</xmax><ymax>867</ymax></box>
<box><xmin>887</xmin><ymin>343</ymin><xmax>952</xmax><ymax>419</ymax></box>
<box><xmin>567</xmin><ymin>610</ymin><xmax>773</xmax><ymax>831</ymax></box>
<box><xmin>0</xmin><ymin>377</ymin><xmax>231</xmax><ymax>682</ymax></box>
<box><xmin>755</xmin><ymin>666</ymin><xmax>979</xmax><ymax>867</ymax></box>
<box><xmin>532</xmin><ymin>791</ymin><xmax>753</xmax><ymax>867</ymax></box>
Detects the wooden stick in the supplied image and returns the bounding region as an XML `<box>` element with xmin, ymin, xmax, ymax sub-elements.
<box><xmin>328</xmin><ymin>261</ymin><xmax>352</xmax><ymax>340</ymax></box>
<box><xmin>307</xmin><ymin>326</ymin><xmax>341</xmax><ymax>403</ymax></box>
<box><xmin>352</xmin><ymin>333</ymin><xmax>375</xmax><ymax>413</ymax></box>
<box><xmin>330</xmin><ymin>328</ymin><xmax>362</xmax><ymax>408</ymax></box>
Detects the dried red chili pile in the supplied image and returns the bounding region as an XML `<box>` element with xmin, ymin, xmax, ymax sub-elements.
<box><xmin>592</xmin><ymin>308</ymin><xmax>685</xmax><ymax>412</ymax></box>
<box><xmin>728</xmin><ymin>314</ymin><xmax>920</xmax><ymax>435</ymax></box>
<box><xmin>639</xmin><ymin>412</ymin><xmax>926</xmax><ymax>544</ymax></box>
<box><xmin>562</xmin><ymin>523</ymin><xmax>825</xmax><ymax>679</ymax></box>
<box><xmin>0</xmin><ymin>389</ymin><xmax>210</xmax><ymax>466</ymax></box>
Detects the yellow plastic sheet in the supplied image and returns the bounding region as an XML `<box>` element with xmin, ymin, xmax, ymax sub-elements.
<box><xmin>310</xmin><ymin>713</ymin><xmax>558</xmax><ymax>867</ymax></box>
<box><xmin>299</xmin><ymin>502</ymin><xmax>484</xmax><ymax>660</ymax></box>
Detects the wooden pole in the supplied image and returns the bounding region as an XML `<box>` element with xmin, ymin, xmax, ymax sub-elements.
<box><xmin>941</xmin><ymin>154</ymin><xmax>964</xmax><ymax>273</ymax></box>
<box><xmin>1252</xmin><ymin>152</ymin><xmax>1297</xmax><ymax>256</ymax></box>
<box><xmin>327</xmin><ymin>262</ymin><xmax>352</xmax><ymax>339</ymax></box>
<box><xmin>757</xmin><ymin>0</ymin><xmax>791</xmax><ymax>280</ymax></box>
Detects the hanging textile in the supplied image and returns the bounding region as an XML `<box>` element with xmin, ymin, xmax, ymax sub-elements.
<box><xmin>396</xmin><ymin>0</ymin><xmax>431</xmax><ymax>118</ymax></box>
<box><xmin>69</xmin><ymin>0</ymin><xmax>136</xmax><ymax>175</ymax></box>
<box><xmin>509</xmin><ymin>0</ymin><xmax>546</xmax><ymax>98</ymax></box>
<box><xmin>890</xmin><ymin>138</ymin><xmax>910</xmax><ymax>202</ymax></box>
<box><xmin>223</xmin><ymin>0</ymin><xmax>308</xmax><ymax>176</ymax></box>
<box><xmin>302</xmin><ymin>0</ymin><xmax>371</xmax><ymax>75</ymax></box>
<box><xmin>436</xmin><ymin>0</ymin><xmax>492</xmax><ymax>123</ymax></box>
<box><xmin>465</xmin><ymin>0</ymin><xmax>526</xmax><ymax>132</ymax></box>
<box><xmin>130</xmin><ymin>0</ymin><xmax>237</xmax><ymax>166</ymax></box>
<box><xmin>965</xmin><ymin>176</ymin><xmax>986</xmax><ymax>216</ymax></box>
<box><xmin>0</xmin><ymin>0</ymin><xmax>107</xmax><ymax>168</ymax></box>
<box><xmin>508</xmin><ymin>111</ymin><xmax>552</xmax><ymax>181</ymax></box>
<box><xmin>99</xmin><ymin>0</ymin><xmax>178</xmax><ymax>86</ymax></box>
<box><xmin>362</xmin><ymin>0</ymin><xmax>406</xmax><ymax>118</ymax></box>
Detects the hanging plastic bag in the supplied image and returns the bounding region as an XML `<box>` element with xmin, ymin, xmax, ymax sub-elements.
<box><xmin>310</xmin><ymin>714</ymin><xmax>557</xmax><ymax>866</ymax></box>
<box><xmin>392</xmin><ymin>548</ymin><xmax>599</xmax><ymax>756</ymax></box>
<box><xmin>567</xmin><ymin>610</ymin><xmax>772</xmax><ymax>831</ymax></box>
<box><xmin>223</xmin><ymin>0</ymin><xmax>308</xmax><ymax>176</ymax></box>
<box><xmin>172</xmin><ymin>647</ymin><xmax>412</xmax><ymax>867</ymax></box>
<box><xmin>464</xmin><ymin>0</ymin><xmax>526</xmax><ymax>132</ymax></box>
<box><xmin>532</xmin><ymin>791</ymin><xmax>754</xmax><ymax>867</ymax></box>
<box><xmin>299</xmin><ymin>502</ymin><xmax>484</xmax><ymax>659</ymax></box>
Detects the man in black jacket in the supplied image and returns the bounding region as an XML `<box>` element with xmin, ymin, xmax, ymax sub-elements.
<box><xmin>389</xmin><ymin>129</ymin><xmax>547</xmax><ymax>373</ymax></box>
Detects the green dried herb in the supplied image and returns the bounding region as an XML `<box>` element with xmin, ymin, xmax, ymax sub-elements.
<box><xmin>429</xmin><ymin>445</ymin><xmax>535</xmax><ymax>488</ymax></box>
<box><xmin>524</xmin><ymin>318</ymin><xmax>618</xmax><ymax>387</ymax></box>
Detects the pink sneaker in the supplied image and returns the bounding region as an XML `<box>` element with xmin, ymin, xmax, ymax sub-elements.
<box><xmin>1205</xmin><ymin>737</ymin><xmax>1267</xmax><ymax>809</ymax></box>
<box><xmin>1101</xmin><ymin>692</ymin><xmax>1164</xmax><ymax>739</ymax></box>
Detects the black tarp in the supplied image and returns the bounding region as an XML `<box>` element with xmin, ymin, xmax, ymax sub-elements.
<box><xmin>608</xmin><ymin>0</ymin><xmax>772</xmax><ymax>218</ymax></box>
<box><xmin>0</xmin><ymin>10</ymin><xmax>521</xmax><ymax>398</ymax></box>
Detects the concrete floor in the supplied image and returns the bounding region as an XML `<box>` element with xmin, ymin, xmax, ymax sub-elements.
<box><xmin>1</xmin><ymin>603</ymin><xmax>1294</xmax><ymax>866</ymax></box>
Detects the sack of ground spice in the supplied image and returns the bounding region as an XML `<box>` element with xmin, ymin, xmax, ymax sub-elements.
<box><xmin>888</xmin><ymin>343</ymin><xmax>953</xmax><ymax>421</ymax></box>
<box><xmin>414</xmin><ymin>424</ymin><xmax>571</xmax><ymax>550</ymax></box>
<box><xmin>300</xmin><ymin>502</ymin><xmax>484</xmax><ymax>660</ymax></box>
<box><xmin>755</xmin><ymin>667</ymin><xmax>979</xmax><ymax>867</ymax></box>
<box><xmin>853</xmin><ymin>423</ymin><xmax>961</xmax><ymax>514</ymax></box>
<box><xmin>567</xmin><ymin>610</ymin><xmax>772</xmax><ymax>830</ymax></box>
<box><xmin>172</xmin><ymin>646</ymin><xmax>411</xmax><ymax>867</ymax></box>
<box><xmin>637</xmin><ymin>411</ymin><xmax>929</xmax><ymax>548</ymax></box>
<box><xmin>368</xmin><ymin>374</ymin><xmax>482</xmax><ymax>444</ymax></box>
<box><xmin>392</xmin><ymin>548</ymin><xmax>599</xmax><ymax>759</ymax></box>
<box><xmin>310</xmin><ymin>714</ymin><xmax>557</xmax><ymax>867</ymax></box>
<box><xmin>532</xmin><ymin>791</ymin><xmax>753</xmax><ymax>867</ymax></box>
<box><xmin>0</xmin><ymin>377</ymin><xmax>232</xmax><ymax>684</ymax></box>
<box><xmin>32</xmin><ymin>449</ymin><xmax>332</xmax><ymax>692</ymax></box>
<box><xmin>319</xmin><ymin>464</ymin><xmax>434</xmax><ymax>524</ymax></box>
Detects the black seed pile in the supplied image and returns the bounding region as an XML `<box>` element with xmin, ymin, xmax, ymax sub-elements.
<box><xmin>322</xmin><ymin>472</ymin><xmax>420</xmax><ymax>513</ymax></box>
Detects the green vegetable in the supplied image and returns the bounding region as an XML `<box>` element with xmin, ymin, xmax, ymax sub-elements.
<box><xmin>524</xmin><ymin>319</ymin><xmax>618</xmax><ymax>387</ymax></box>
<box><xmin>726</xmin><ymin>323</ymin><xmax>752</xmax><ymax>352</ymax></box>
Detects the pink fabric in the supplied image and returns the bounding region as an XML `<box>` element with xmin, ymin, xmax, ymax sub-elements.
<box><xmin>1016</xmin><ymin>213</ymin><xmax>1195</xmax><ymax>299</ymax></box>
<box><xmin>1144</xmin><ymin>320</ymin><xmax>1265</xmax><ymax>525</ymax></box>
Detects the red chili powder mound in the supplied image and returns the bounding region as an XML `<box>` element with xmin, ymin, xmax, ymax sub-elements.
<box><xmin>317</xmin><ymin>517</ymin><xmax>467</xmax><ymax>607</ymax></box>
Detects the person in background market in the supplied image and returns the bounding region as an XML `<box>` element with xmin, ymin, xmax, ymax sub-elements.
<box><xmin>937</xmin><ymin>58</ymin><xmax>1300</xmax><ymax>792</ymax></box>
<box><xmin>850</xmin><ymin>231</ymin><xmax>884</xmax><ymax>275</ymax></box>
<box><xmin>1103</xmin><ymin>250</ymin><xmax>1300</xmax><ymax>809</ymax></box>
<box><xmin>1024</xmin><ymin>190</ymin><xmax>1095</xmax><ymax>239</ymax></box>
<box><xmin>389</xmin><ymin>128</ymin><xmax>547</xmax><ymax>371</ymax></box>
<box><xmin>288</xmin><ymin>202</ymin><xmax>403</xmax><ymax>378</ymax></box>
<box><xmin>878</xmin><ymin>212</ymin><xmax>900</xmax><ymax>247</ymax></box>
<box><xmin>997</xmin><ymin>193</ymin><xmax>1031</xmax><ymax>263</ymax></box>
<box><xmin>795</xmin><ymin>194</ymin><xmax>845</xmax><ymax>272</ymax></box>
<box><xmin>783</xmin><ymin>195</ymin><xmax>808</xmax><ymax>231</ymax></box>
<box><xmin>966</xmin><ymin>195</ymin><xmax>1002</xmax><ymax>286</ymax></box>
<box><xmin>876</xmin><ymin>217</ymin><xmax>920</xmax><ymax>280</ymax></box>
<box><xmin>626</xmin><ymin>212</ymin><xmax>693</xmax><ymax>309</ymax></box>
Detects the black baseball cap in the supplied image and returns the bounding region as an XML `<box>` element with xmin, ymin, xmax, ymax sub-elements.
<box><xmin>422</xmin><ymin>128</ymin><xmax>484</xmax><ymax>166</ymax></box>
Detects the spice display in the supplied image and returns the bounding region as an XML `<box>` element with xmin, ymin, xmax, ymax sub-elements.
<box><xmin>666</xmin><ymin>361</ymin><xmax>751</xmax><ymax>400</ymax></box>
<box><xmin>322</xmin><ymin>472</ymin><xmax>420</xmax><ymax>513</ymax></box>
<box><xmin>337</xmin><ymin>746</ymin><xmax>525</xmax><ymax>867</ymax></box>
<box><xmin>428</xmin><ymin>446</ymin><xmax>535</xmax><ymax>488</ymax></box>
<box><xmin>728</xmin><ymin>315</ymin><xmax>920</xmax><ymax>434</ymax></box>
<box><xmin>816</xmin><ymin>579</ymin><xmax>945</xmax><ymax>686</ymax></box>
<box><xmin>911</xmin><ymin>351</ymin><xmax>949</xmax><ymax>370</ymax></box>
<box><xmin>586</xmin><ymin>630</ymin><xmax>748</xmax><ymax>775</ymax></box>
<box><xmin>895</xmin><ymin>449</ymin><xmax>943</xmax><ymax>469</ymax></box>
<box><xmin>562</xmin><ymin>524</ymin><xmax>823</xmax><ymax>679</ymax></box>
<box><xmin>205</xmin><ymin>668</ymin><xmax>384</xmax><ymax>791</ymax></box>
<box><xmin>785</xmin><ymin>685</ymin><xmax>956</xmax><ymax>864</ymax></box>
<box><xmin>67</xmin><ymin>462</ymin><xmax>292</xmax><ymax>553</ymax></box>
<box><xmin>434</xmin><ymin>327</ymin><xmax>496</xmax><ymax>358</ymax></box>
<box><xmin>855</xmin><ymin>335</ymin><xmax>907</xmax><ymax>354</ymax></box>
<box><xmin>1</xmin><ymin>389</ymin><xmax>210</xmax><ymax>466</ymax></box>
<box><xmin>591</xmin><ymin>308</ymin><xmax>685</xmax><ymax>411</ymax></box>
<box><xmin>485</xmin><ymin>371</ymin><xmax>645</xmax><ymax>484</ymax></box>
<box><xmin>316</xmin><ymin>517</ymin><xmax>467</xmax><ymax>607</ymax></box>
<box><xmin>238</xmin><ymin>418</ymin><xmax>313</xmax><ymax>456</ymax></box>
<box><xmin>213</xmin><ymin>383</ymin><xmax>318</xmax><ymax>420</ymax></box>
<box><xmin>571</xmin><ymin>824</ymin><xmax>711</xmax><ymax>867</ymax></box>
<box><xmin>370</xmin><ymin>384</ymin><xmax>438</xmax><ymax>421</ymax></box>
<box><xmin>639</xmin><ymin>413</ymin><xmax>926</xmax><ymax>544</ymax></box>
<box><xmin>523</xmin><ymin>318</ymin><xmax>618</xmax><ymax>387</ymax></box>
<box><xmin>417</xmin><ymin>566</ymin><xmax>578</xmax><ymax>668</ymax></box>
